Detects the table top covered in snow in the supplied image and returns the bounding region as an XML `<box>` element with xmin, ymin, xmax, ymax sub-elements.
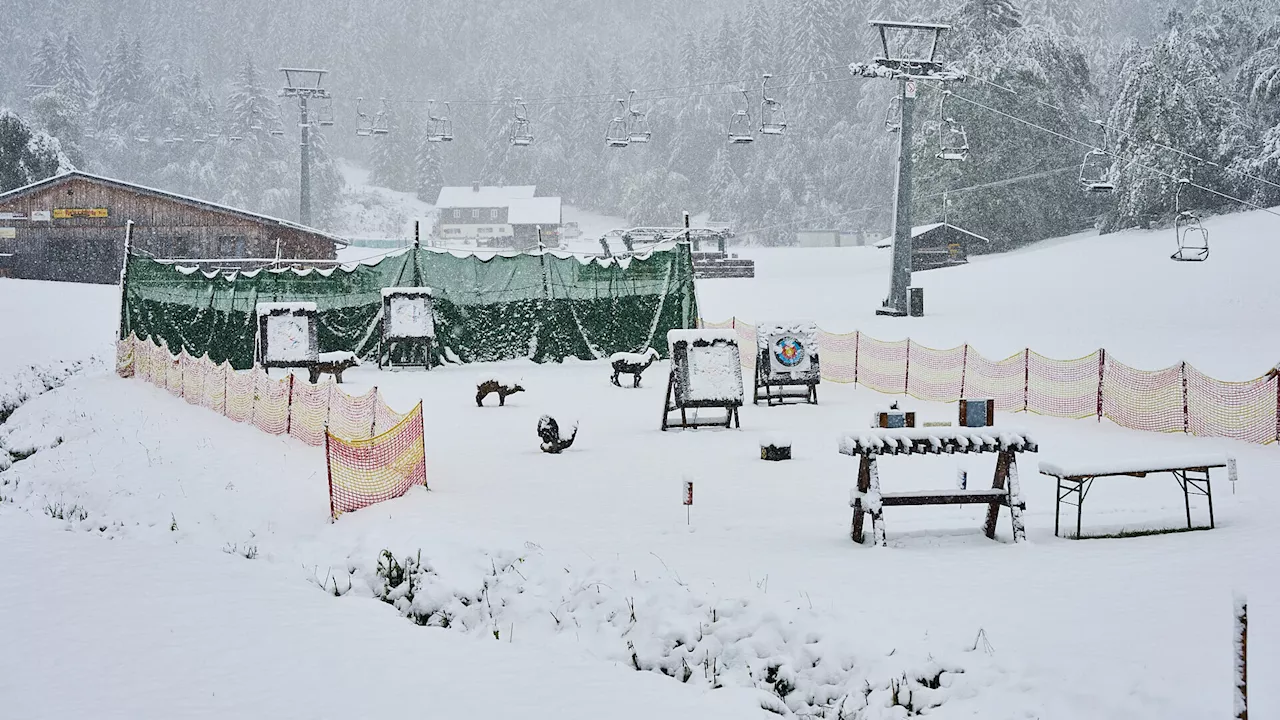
<box><xmin>255</xmin><ymin>301</ymin><xmax>317</xmax><ymax>315</ymax></box>
<box><xmin>381</xmin><ymin>286</ymin><xmax>434</xmax><ymax>297</ymax></box>
<box><xmin>839</xmin><ymin>427</ymin><xmax>1036</xmax><ymax>456</ymax></box>
<box><xmin>1038</xmin><ymin>454</ymin><xmax>1228</xmax><ymax>478</ymax></box>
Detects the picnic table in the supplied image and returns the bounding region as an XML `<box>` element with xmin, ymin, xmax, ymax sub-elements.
<box><xmin>1038</xmin><ymin>454</ymin><xmax>1227</xmax><ymax>538</ymax></box>
<box><xmin>839</xmin><ymin>428</ymin><xmax>1037</xmax><ymax>546</ymax></box>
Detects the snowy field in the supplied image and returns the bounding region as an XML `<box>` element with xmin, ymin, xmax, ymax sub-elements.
<box><xmin>1</xmin><ymin>211</ymin><xmax>1277</xmax><ymax>717</ymax></box>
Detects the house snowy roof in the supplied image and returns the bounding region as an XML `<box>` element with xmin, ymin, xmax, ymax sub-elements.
<box><xmin>0</xmin><ymin>170</ymin><xmax>347</xmax><ymax>246</ymax></box>
<box><xmin>875</xmin><ymin>223</ymin><xmax>991</xmax><ymax>248</ymax></box>
<box><xmin>436</xmin><ymin>185</ymin><xmax>536</xmax><ymax>208</ymax></box>
<box><xmin>507</xmin><ymin>197</ymin><xmax>562</xmax><ymax>225</ymax></box>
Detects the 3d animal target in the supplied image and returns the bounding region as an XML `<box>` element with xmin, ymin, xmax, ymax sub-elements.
<box><xmin>754</xmin><ymin>321</ymin><xmax>820</xmax><ymax>405</ymax></box>
<box><xmin>380</xmin><ymin>287</ymin><xmax>435</xmax><ymax>370</ymax></box>
<box><xmin>256</xmin><ymin>302</ymin><xmax>319</xmax><ymax>370</ymax></box>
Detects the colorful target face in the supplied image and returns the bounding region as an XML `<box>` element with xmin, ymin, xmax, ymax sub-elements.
<box><xmin>773</xmin><ymin>337</ymin><xmax>806</xmax><ymax>367</ymax></box>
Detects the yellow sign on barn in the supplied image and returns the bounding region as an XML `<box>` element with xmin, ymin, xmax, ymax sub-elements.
<box><xmin>52</xmin><ymin>208</ymin><xmax>109</xmax><ymax>219</ymax></box>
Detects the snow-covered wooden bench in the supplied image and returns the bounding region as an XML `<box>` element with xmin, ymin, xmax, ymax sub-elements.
<box><xmin>839</xmin><ymin>428</ymin><xmax>1037</xmax><ymax>546</ymax></box>
<box><xmin>1038</xmin><ymin>455</ymin><xmax>1227</xmax><ymax>538</ymax></box>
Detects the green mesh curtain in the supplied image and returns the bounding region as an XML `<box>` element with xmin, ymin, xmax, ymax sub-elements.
<box><xmin>120</xmin><ymin>245</ymin><xmax>698</xmax><ymax>369</ymax></box>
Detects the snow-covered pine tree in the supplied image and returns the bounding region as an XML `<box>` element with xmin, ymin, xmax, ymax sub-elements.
<box><xmin>0</xmin><ymin>109</ymin><xmax>72</xmax><ymax>192</ymax></box>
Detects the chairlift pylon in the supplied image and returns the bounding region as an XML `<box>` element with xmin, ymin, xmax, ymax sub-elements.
<box><xmin>727</xmin><ymin>88</ymin><xmax>754</xmax><ymax>144</ymax></box>
<box><xmin>354</xmin><ymin>96</ymin><xmax>374</xmax><ymax>137</ymax></box>
<box><xmin>759</xmin><ymin>73</ymin><xmax>787</xmax><ymax>136</ymax></box>
<box><xmin>605</xmin><ymin>96</ymin><xmax>630</xmax><ymax>148</ymax></box>
<box><xmin>426</xmin><ymin>100</ymin><xmax>453</xmax><ymax>142</ymax></box>
<box><xmin>936</xmin><ymin>90</ymin><xmax>968</xmax><ymax>161</ymax></box>
<box><xmin>1172</xmin><ymin>178</ymin><xmax>1209</xmax><ymax>262</ymax></box>
<box><xmin>510</xmin><ymin>97</ymin><xmax>534</xmax><ymax>146</ymax></box>
<box><xmin>626</xmin><ymin>90</ymin><xmax>651</xmax><ymax>144</ymax></box>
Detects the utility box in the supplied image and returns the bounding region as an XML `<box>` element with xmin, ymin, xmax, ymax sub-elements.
<box><xmin>909</xmin><ymin>287</ymin><xmax>924</xmax><ymax>317</ymax></box>
<box><xmin>959</xmin><ymin>398</ymin><xmax>995</xmax><ymax>427</ymax></box>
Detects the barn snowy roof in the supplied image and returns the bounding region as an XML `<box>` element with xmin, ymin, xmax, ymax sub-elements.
<box><xmin>507</xmin><ymin>197</ymin><xmax>562</xmax><ymax>225</ymax></box>
<box><xmin>0</xmin><ymin>170</ymin><xmax>347</xmax><ymax>246</ymax></box>
<box><xmin>875</xmin><ymin>223</ymin><xmax>992</xmax><ymax>248</ymax></box>
<box><xmin>435</xmin><ymin>185</ymin><xmax>537</xmax><ymax>208</ymax></box>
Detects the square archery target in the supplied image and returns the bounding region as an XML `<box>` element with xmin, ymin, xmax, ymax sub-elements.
<box><xmin>388</xmin><ymin>295</ymin><xmax>434</xmax><ymax>338</ymax></box>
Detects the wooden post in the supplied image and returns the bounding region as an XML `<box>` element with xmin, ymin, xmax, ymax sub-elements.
<box><xmin>959</xmin><ymin>343</ymin><xmax>968</xmax><ymax>399</ymax></box>
<box><xmin>1097</xmin><ymin>348</ymin><xmax>1106</xmax><ymax>422</ymax></box>
<box><xmin>1022</xmin><ymin>349</ymin><xmax>1030</xmax><ymax>413</ymax></box>
<box><xmin>1180</xmin><ymin>361</ymin><xmax>1189</xmax><ymax>434</ymax></box>
<box><xmin>904</xmin><ymin>338</ymin><xmax>911</xmax><ymax>397</ymax></box>
<box><xmin>851</xmin><ymin>455</ymin><xmax>871</xmax><ymax>543</ymax></box>
<box><xmin>984</xmin><ymin>450</ymin><xmax>1011</xmax><ymax>539</ymax></box>
<box><xmin>1235</xmin><ymin>594</ymin><xmax>1247</xmax><ymax>720</ymax></box>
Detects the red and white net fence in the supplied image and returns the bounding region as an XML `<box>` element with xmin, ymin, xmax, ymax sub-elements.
<box><xmin>326</xmin><ymin>402</ymin><xmax>427</xmax><ymax>520</ymax></box>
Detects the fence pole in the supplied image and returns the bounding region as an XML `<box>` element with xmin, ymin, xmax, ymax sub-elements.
<box><xmin>1097</xmin><ymin>348</ymin><xmax>1106</xmax><ymax>422</ymax></box>
<box><xmin>1235</xmin><ymin>594</ymin><xmax>1247</xmax><ymax>720</ymax></box>
<box><xmin>904</xmin><ymin>338</ymin><xmax>911</xmax><ymax>396</ymax></box>
<box><xmin>1022</xmin><ymin>349</ymin><xmax>1030</xmax><ymax>413</ymax></box>
<box><xmin>1275</xmin><ymin>375</ymin><xmax>1280</xmax><ymax>444</ymax></box>
<box><xmin>849</xmin><ymin>330</ymin><xmax>860</xmax><ymax>386</ymax></box>
<box><xmin>959</xmin><ymin>343</ymin><xmax>968</xmax><ymax>399</ymax></box>
<box><xmin>370</xmin><ymin>386</ymin><xmax>378</xmax><ymax>438</ymax></box>
<box><xmin>1180</xmin><ymin>361</ymin><xmax>1189</xmax><ymax>434</ymax></box>
<box><xmin>285</xmin><ymin>373</ymin><xmax>295</xmax><ymax>436</ymax></box>
<box><xmin>325</xmin><ymin>428</ymin><xmax>336</xmax><ymax>523</ymax></box>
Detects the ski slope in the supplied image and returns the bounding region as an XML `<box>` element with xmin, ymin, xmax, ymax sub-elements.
<box><xmin>1</xmin><ymin>206</ymin><xmax>1277</xmax><ymax>717</ymax></box>
<box><xmin>701</xmin><ymin>207</ymin><xmax>1280</xmax><ymax>378</ymax></box>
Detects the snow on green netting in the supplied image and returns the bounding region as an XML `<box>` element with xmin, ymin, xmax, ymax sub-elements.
<box><xmin>120</xmin><ymin>245</ymin><xmax>698</xmax><ymax>369</ymax></box>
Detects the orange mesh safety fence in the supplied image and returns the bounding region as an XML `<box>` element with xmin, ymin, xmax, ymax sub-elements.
<box><xmin>329</xmin><ymin>385</ymin><xmax>380</xmax><ymax>440</ymax></box>
<box><xmin>202</xmin><ymin>359</ymin><xmax>228</xmax><ymax>416</ymax></box>
<box><xmin>115</xmin><ymin>335</ymin><xmax>135</xmax><ymax>378</ymax></box>
<box><xmin>962</xmin><ymin>349</ymin><xmax>1025</xmax><ymax>413</ymax></box>
<box><xmin>856</xmin><ymin>336</ymin><xmax>908</xmax><ymax>395</ymax></box>
<box><xmin>179</xmin><ymin>351</ymin><xmax>205</xmax><ymax>406</ymax></box>
<box><xmin>326</xmin><ymin>402</ymin><xmax>427</xmax><ymax>520</ymax></box>
<box><xmin>1186</xmin><ymin>367</ymin><xmax>1277</xmax><ymax>444</ymax></box>
<box><xmin>1027</xmin><ymin>351</ymin><xmax>1100</xmax><ymax>419</ymax></box>
<box><xmin>164</xmin><ymin>346</ymin><xmax>184</xmax><ymax>398</ymax></box>
<box><xmin>817</xmin><ymin>331</ymin><xmax>858</xmax><ymax>383</ymax></box>
<box><xmin>224</xmin><ymin>368</ymin><xmax>256</xmax><ymax>424</ymax></box>
<box><xmin>700</xmin><ymin>318</ymin><xmax>1280</xmax><ymax>444</ymax></box>
<box><xmin>251</xmin><ymin>372</ymin><xmax>291</xmax><ymax>435</ymax></box>
<box><xmin>906</xmin><ymin>342</ymin><xmax>965</xmax><ymax>403</ymax></box>
<box><xmin>1102</xmin><ymin>359</ymin><xmax>1185</xmax><ymax>434</ymax></box>
<box><xmin>289</xmin><ymin>378</ymin><xmax>333</xmax><ymax>447</ymax></box>
<box><xmin>374</xmin><ymin>397</ymin><xmax>408</xmax><ymax>435</ymax></box>
<box><xmin>732</xmin><ymin>320</ymin><xmax>756</xmax><ymax>370</ymax></box>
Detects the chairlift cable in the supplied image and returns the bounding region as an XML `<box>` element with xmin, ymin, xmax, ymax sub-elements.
<box><xmin>948</xmin><ymin>91</ymin><xmax>1280</xmax><ymax>220</ymax></box>
<box><xmin>966</xmin><ymin>70</ymin><xmax>1280</xmax><ymax>193</ymax></box>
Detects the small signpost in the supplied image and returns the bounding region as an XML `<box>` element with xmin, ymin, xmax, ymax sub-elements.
<box><xmin>683</xmin><ymin>478</ymin><xmax>694</xmax><ymax>525</ymax></box>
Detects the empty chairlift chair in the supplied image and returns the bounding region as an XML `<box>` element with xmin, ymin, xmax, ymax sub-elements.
<box><xmin>426</xmin><ymin>100</ymin><xmax>453</xmax><ymax>142</ymax></box>
<box><xmin>936</xmin><ymin>91</ymin><xmax>968</xmax><ymax>161</ymax></box>
<box><xmin>370</xmin><ymin>98</ymin><xmax>391</xmax><ymax>136</ymax></box>
<box><xmin>727</xmin><ymin>89</ymin><xmax>754</xmax><ymax>144</ymax></box>
<box><xmin>1172</xmin><ymin>180</ymin><xmax>1208</xmax><ymax>261</ymax></box>
<box><xmin>1079</xmin><ymin>149</ymin><xmax>1115</xmax><ymax>192</ymax></box>
<box><xmin>317</xmin><ymin>97</ymin><xmax>336</xmax><ymax>128</ymax></box>
<box><xmin>884</xmin><ymin>96</ymin><xmax>902</xmax><ymax>133</ymax></box>
<box><xmin>354</xmin><ymin>97</ymin><xmax>375</xmax><ymax>137</ymax></box>
<box><xmin>626</xmin><ymin>90</ymin><xmax>651</xmax><ymax>144</ymax></box>
<box><xmin>605</xmin><ymin>97</ymin><xmax>630</xmax><ymax>148</ymax></box>
<box><xmin>510</xmin><ymin>97</ymin><xmax>534</xmax><ymax>146</ymax></box>
<box><xmin>759</xmin><ymin>74</ymin><xmax>787</xmax><ymax>136</ymax></box>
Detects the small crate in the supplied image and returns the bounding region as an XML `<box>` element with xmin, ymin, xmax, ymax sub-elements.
<box><xmin>875</xmin><ymin>410</ymin><xmax>916</xmax><ymax>429</ymax></box>
<box><xmin>959</xmin><ymin>398</ymin><xmax>995</xmax><ymax>427</ymax></box>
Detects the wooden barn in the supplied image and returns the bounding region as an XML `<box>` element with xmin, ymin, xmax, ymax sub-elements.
<box><xmin>0</xmin><ymin>171</ymin><xmax>345</xmax><ymax>284</ymax></box>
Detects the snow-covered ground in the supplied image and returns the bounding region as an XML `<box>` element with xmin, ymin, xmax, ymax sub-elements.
<box><xmin>331</xmin><ymin>160</ymin><xmax>436</xmax><ymax>242</ymax></box>
<box><xmin>1</xmin><ymin>205</ymin><xmax>1277</xmax><ymax>718</ymax></box>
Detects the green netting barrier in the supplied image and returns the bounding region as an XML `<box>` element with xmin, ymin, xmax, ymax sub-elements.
<box><xmin>120</xmin><ymin>244</ymin><xmax>699</xmax><ymax>370</ymax></box>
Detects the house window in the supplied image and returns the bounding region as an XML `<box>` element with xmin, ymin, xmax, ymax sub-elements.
<box><xmin>489</xmin><ymin>208</ymin><xmax>499</xmax><ymax>221</ymax></box>
<box><xmin>471</xmin><ymin>209</ymin><xmax>480</xmax><ymax>220</ymax></box>
<box><xmin>218</xmin><ymin>235</ymin><xmax>247</xmax><ymax>257</ymax></box>
<box><xmin>452</xmin><ymin>209</ymin><xmax>462</xmax><ymax>220</ymax></box>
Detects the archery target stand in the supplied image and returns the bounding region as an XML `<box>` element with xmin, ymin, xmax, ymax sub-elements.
<box><xmin>379</xmin><ymin>287</ymin><xmax>435</xmax><ymax>370</ymax></box>
<box><xmin>753</xmin><ymin>321</ymin><xmax>820</xmax><ymax>406</ymax></box>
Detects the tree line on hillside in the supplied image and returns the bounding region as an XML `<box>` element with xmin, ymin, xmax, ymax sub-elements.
<box><xmin>2</xmin><ymin>0</ymin><xmax>1280</xmax><ymax>250</ymax></box>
